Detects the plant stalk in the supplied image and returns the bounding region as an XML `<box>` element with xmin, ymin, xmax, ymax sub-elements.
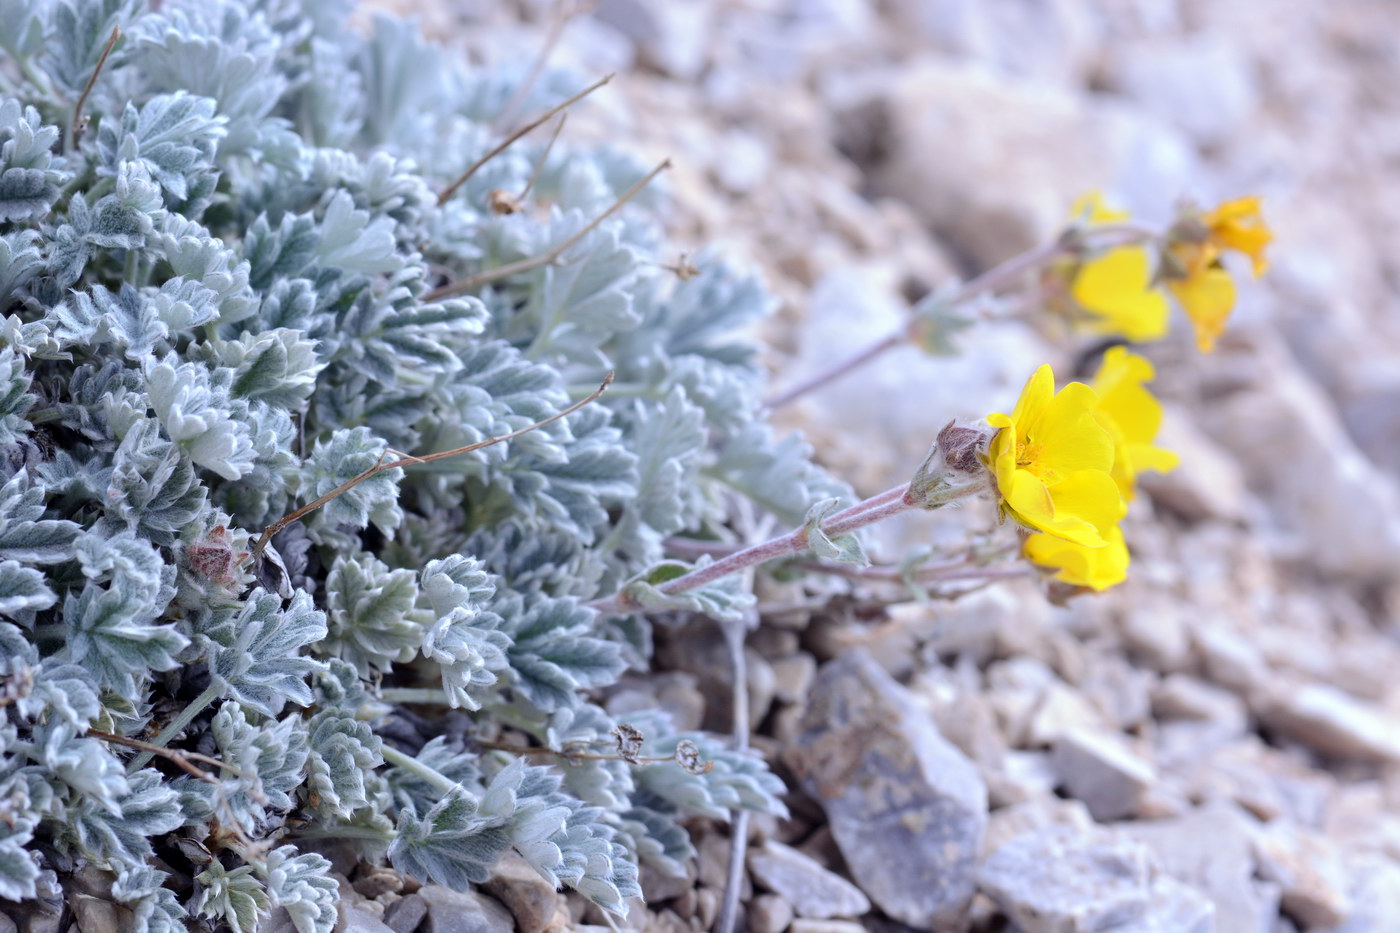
<box><xmin>127</xmin><ymin>683</ymin><xmax>220</xmax><ymax>772</ymax></box>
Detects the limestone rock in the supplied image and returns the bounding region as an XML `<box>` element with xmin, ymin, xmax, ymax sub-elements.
<box><xmin>417</xmin><ymin>886</ymin><xmax>514</xmax><ymax>933</ymax></box>
<box><xmin>69</xmin><ymin>895</ymin><xmax>123</xmax><ymax>933</ymax></box>
<box><xmin>1202</xmin><ymin>348</ymin><xmax>1400</xmax><ymax>582</ymax></box>
<box><xmin>749</xmin><ymin>893</ymin><xmax>795</xmax><ymax>933</ymax></box>
<box><xmin>846</xmin><ymin>58</ymin><xmax>1193</xmax><ymax>270</ymax></box>
<box><xmin>787</xmin><ymin>921</ymin><xmax>865</xmax><ymax>933</ymax></box>
<box><xmin>1120</xmin><ymin>803</ymin><xmax>1278</xmax><ymax>933</ymax></box>
<box><xmin>383</xmin><ymin>894</ymin><xmax>429</xmax><ymax>933</ymax></box>
<box><xmin>480</xmin><ymin>852</ymin><xmax>567</xmax><ymax>933</ymax></box>
<box><xmin>1318</xmin><ymin>856</ymin><xmax>1400</xmax><ymax>933</ymax></box>
<box><xmin>1138</xmin><ymin>408</ymin><xmax>1249</xmax><ymax>524</ymax></box>
<box><xmin>1114</xmin><ymin>876</ymin><xmax>1216</xmax><ymax>933</ymax></box>
<box><xmin>747</xmin><ymin>841</ymin><xmax>870</xmax><ymax>919</ymax></box>
<box><xmin>976</xmin><ymin>825</ymin><xmax>1154</xmax><ymax>933</ymax></box>
<box><xmin>983</xmin><ymin>797</ymin><xmax>1094</xmax><ymax>857</ymax></box>
<box><xmin>339</xmin><ymin>903</ymin><xmax>396</xmax><ymax>933</ymax></box>
<box><xmin>1253</xmin><ymin>825</ymin><xmax>1352</xmax><ymax>929</ymax></box>
<box><xmin>1255</xmin><ymin>683</ymin><xmax>1400</xmax><ymax>763</ymax></box>
<box><xmin>788</xmin><ymin>649</ymin><xmax>987</xmax><ymax>929</ymax></box>
<box><xmin>1053</xmin><ymin>728</ymin><xmax>1158</xmax><ymax>822</ymax></box>
<box><xmin>1102</xmin><ymin>34</ymin><xmax>1258</xmax><ymax>148</ymax></box>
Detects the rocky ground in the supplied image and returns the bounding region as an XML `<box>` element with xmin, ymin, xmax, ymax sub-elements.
<box><xmin>344</xmin><ymin>2</ymin><xmax>1400</xmax><ymax>932</ymax></box>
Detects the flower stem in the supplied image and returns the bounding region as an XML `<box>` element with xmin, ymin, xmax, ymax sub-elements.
<box><xmin>765</xmin><ymin>226</ymin><xmax>1158</xmax><ymax>410</ymax></box>
<box><xmin>763</xmin><ymin>331</ymin><xmax>906</xmax><ymax>410</ymax></box>
<box><xmin>127</xmin><ymin>684</ymin><xmax>220</xmax><ymax>773</ymax></box>
<box><xmin>380</xmin><ymin>744</ymin><xmax>461</xmax><ymax>795</ymax></box>
<box><xmin>589</xmin><ymin>481</ymin><xmax>989</xmax><ymax>616</ymax></box>
<box><xmin>379</xmin><ymin>687</ymin><xmax>452</xmax><ymax>706</ymax></box>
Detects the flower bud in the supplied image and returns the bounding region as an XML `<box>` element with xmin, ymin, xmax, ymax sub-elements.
<box><xmin>907</xmin><ymin>419</ymin><xmax>995</xmax><ymax>509</ymax></box>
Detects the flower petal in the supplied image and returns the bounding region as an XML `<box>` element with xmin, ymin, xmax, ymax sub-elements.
<box><xmin>1168</xmin><ymin>266</ymin><xmax>1236</xmax><ymax>353</ymax></box>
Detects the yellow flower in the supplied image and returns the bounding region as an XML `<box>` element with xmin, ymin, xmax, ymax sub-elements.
<box><xmin>1205</xmin><ymin>196</ymin><xmax>1271</xmax><ymax>276</ymax></box>
<box><xmin>1072</xmin><ymin>249</ymin><xmax>1171</xmax><ymax>343</ymax></box>
<box><xmin>1025</xmin><ymin>524</ymin><xmax>1129</xmax><ymax>591</ymax></box>
<box><xmin>985</xmin><ymin>365</ymin><xmax>1124</xmax><ymax>547</ymax></box>
<box><xmin>1166</xmin><ymin>196</ymin><xmax>1272</xmax><ymax>352</ymax></box>
<box><xmin>1067</xmin><ymin>193</ymin><xmax>1169</xmax><ymax>343</ymax></box>
<box><xmin>1089</xmin><ymin>347</ymin><xmax>1180</xmax><ymax>499</ymax></box>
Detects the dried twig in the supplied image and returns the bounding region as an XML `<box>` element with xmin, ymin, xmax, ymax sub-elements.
<box><xmin>426</xmin><ymin>158</ymin><xmax>671</xmax><ymax>301</ymax></box>
<box><xmin>89</xmin><ymin>727</ymin><xmax>244</xmax><ymax>780</ymax></box>
<box><xmin>437</xmin><ymin>73</ymin><xmax>614</xmax><ymax>206</ymax></box>
<box><xmin>493</xmin><ymin>0</ymin><xmax>599</xmax><ymax>131</ymax></box>
<box><xmin>70</xmin><ymin>26</ymin><xmax>120</xmax><ymax>150</ymax></box>
<box><xmin>251</xmin><ymin>372</ymin><xmax>614</xmax><ymax>558</ymax></box>
<box><xmin>519</xmin><ymin>112</ymin><xmax>565</xmax><ymax>202</ymax></box>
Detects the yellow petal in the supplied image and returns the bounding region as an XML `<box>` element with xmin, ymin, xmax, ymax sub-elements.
<box><xmin>1167</xmin><ymin>266</ymin><xmax>1236</xmax><ymax>353</ymax></box>
<box><xmin>1008</xmin><ymin>365</ymin><xmax>1055</xmax><ymax>429</ymax></box>
<box><xmin>1206</xmin><ymin>196</ymin><xmax>1271</xmax><ymax>276</ymax></box>
<box><xmin>1071</xmin><ymin>191</ymin><xmax>1129</xmax><ymax>224</ymax></box>
<box><xmin>1072</xmin><ymin>247</ymin><xmax>1170</xmax><ymax>343</ymax></box>
<box><xmin>1047</xmin><ymin>469</ymin><xmax>1126</xmax><ymax>539</ymax></box>
<box><xmin>1092</xmin><ymin>348</ymin><xmax>1164</xmax><ymax>448</ymax></box>
<box><xmin>1027</xmin><ymin>382</ymin><xmax>1116</xmax><ymax>480</ymax></box>
<box><xmin>1025</xmin><ymin>525</ymin><xmax>1130</xmax><ymax>591</ymax></box>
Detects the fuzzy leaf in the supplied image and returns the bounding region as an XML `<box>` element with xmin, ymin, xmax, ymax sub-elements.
<box><xmin>0</xmin><ymin>558</ymin><xmax>54</xmax><ymax>616</ymax></box>
<box><xmin>61</xmin><ymin>582</ymin><xmax>187</xmax><ymax>696</ymax></box>
<box><xmin>419</xmin><ymin>555</ymin><xmax>508</xmax><ymax>710</ymax></box>
<box><xmin>297</xmin><ymin>427</ymin><xmax>403</xmax><ymax>548</ymax></box>
<box><xmin>112</xmin><ymin>866</ymin><xmax>188</xmax><ymax>933</ymax></box>
<box><xmin>497</xmin><ymin>596</ymin><xmax>625</xmax><ymax>713</ymax></box>
<box><xmin>0</xmin><ymin>470</ymin><xmax>80</xmax><ymax>564</ymax></box>
<box><xmin>324</xmin><ymin>552</ymin><xmax>420</xmax><ymax>676</ymax></box>
<box><xmin>67</xmin><ymin>768</ymin><xmax>183</xmax><ymax>870</ymax></box>
<box><xmin>619</xmin><ymin>558</ymin><xmax>756</xmax><ymax>623</ymax></box>
<box><xmin>0</xmin><ymin>100</ymin><xmax>66</xmax><ymax>222</ymax></box>
<box><xmin>306</xmin><ymin>711</ymin><xmax>383</xmax><ymax>819</ymax></box>
<box><xmin>204</xmin><ymin>589</ymin><xmax>328</xmax><ymax>717</ymax></box>
<box><xmin>260</xmin><ymin>847</ymin><xmax>338</xmax><ymax>933</ymax></box>
<box><xmin>192</xmin><ymin>860</ymin><xmax>268</xmax><ymax>933</ymax></box>
<box><xmin>144</xmin><ymin>354</ymin><xmax>256</xmax><ymax>481</ymax></box>
<box><xmin>801</xmin><ymin>497</ymin><xmax>869</xmax><ymax>567</ymax></box>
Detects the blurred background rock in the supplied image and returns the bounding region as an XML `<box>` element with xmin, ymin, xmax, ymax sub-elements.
<box><xmin>364</xmin><ymin>2</ymin><xmax>1400</xmax><ymax>930</ymax></box>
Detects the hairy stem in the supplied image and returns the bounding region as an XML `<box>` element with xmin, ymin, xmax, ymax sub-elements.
<box><xmin>379</xmin><ymin>687</ymin><xmax>453</xmax><ymax>705</ymax></box>
<box><xmin>588</xmin><ymin>482</ymin><xmax>968</xmax><ymax>615</ymax></box>
<box><xmin>765</xmin><ymin>226</ymin><xmax>1159</xmax><ymax>409</ymax></box>
<box><xmin>715</xmin><ymin>611</ymin><xmax>751</xmax><ymax>933</ymax></box>
<box><xmin>127</xmin><ymin>683</ymin><xmax>220</xmax><ymax>772</ymax></box>
<box><xmin>763</xmin><ymin>330</ymin><xmax>906</xmax><ymax>410</ymax></box>
<box><xmin>380</xmin><ymin>744</ymin><xmax>461</xmax><ymax>795</ymax></box>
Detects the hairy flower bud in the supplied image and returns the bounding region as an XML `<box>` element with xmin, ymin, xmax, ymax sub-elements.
<box><xmin>906</xmin><ymin>420</ymin><xmax>995</xmax><ymax>509</ymax></box>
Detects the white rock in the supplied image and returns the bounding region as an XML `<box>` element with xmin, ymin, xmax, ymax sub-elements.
<box><xmin>1202</xmin><ymin>347</ymin><xmax>1400</xmax><ymax>582</ymax></box>
<box><xmin>749</xmin><ymin>893</ymin><xmax>795</xmax><ymax>933</ymax></box>
<box><xmin>1256</xmin><ymin>683</ymin><xmax>1400</xmax><ymax>763</ymax></box>
<box><xmin>1192</xmin><ymin>624</ymin><xmax>1269</xmax><ymax>694</ymax></box>
<box><xmin>1103</xmin><ymin>34</ymin><xmax>1258</xmax><ymax>148</ymax></box>
<box><xmin>977</xmin><ymin>825</ymin><xmax>1154</xmax><ymax>933</ymax></box>
<box><xmin>1139</xmin><ymin>407</ymin><xmax>1249</xmax><ymax>524</ymax></box>
<box><xmin>1120</xmin><ymin>803</ymin><xmax>1279</xmax><ymax>933</ymax></box>
<box><xmin>1253</xmin><ymin>824</ymin><xmax>1352</xmax><ymax>929</ymax></box>
<box><xmin>1113</xmin><ymin>875</ymin><xmax>1216</xmax><ymax>933</ymax></box>
<box><xmin>788</xmin><ymin>650</ymin><xmax>987</xmax><ymax>929</ymax></box>
<box><xmin>1053</xmin><ymin>729</ymin><xmax>1158</xmax><ymax>822</ymax></box>
<box><xmin>594</xmin><ymin>0</ymin><xmax>713</xmax><ymax>80</ymax></box>
<box><xmin>747</xmin><ymin>841</ymin><xmax>870</xmax><ymax>919</ymax></box>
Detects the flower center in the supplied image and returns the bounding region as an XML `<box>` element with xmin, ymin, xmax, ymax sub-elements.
<box><xmin>1016</xmin><ymin>439</ymin><xmax>1057</xmax><ymax>482</ymax></box>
